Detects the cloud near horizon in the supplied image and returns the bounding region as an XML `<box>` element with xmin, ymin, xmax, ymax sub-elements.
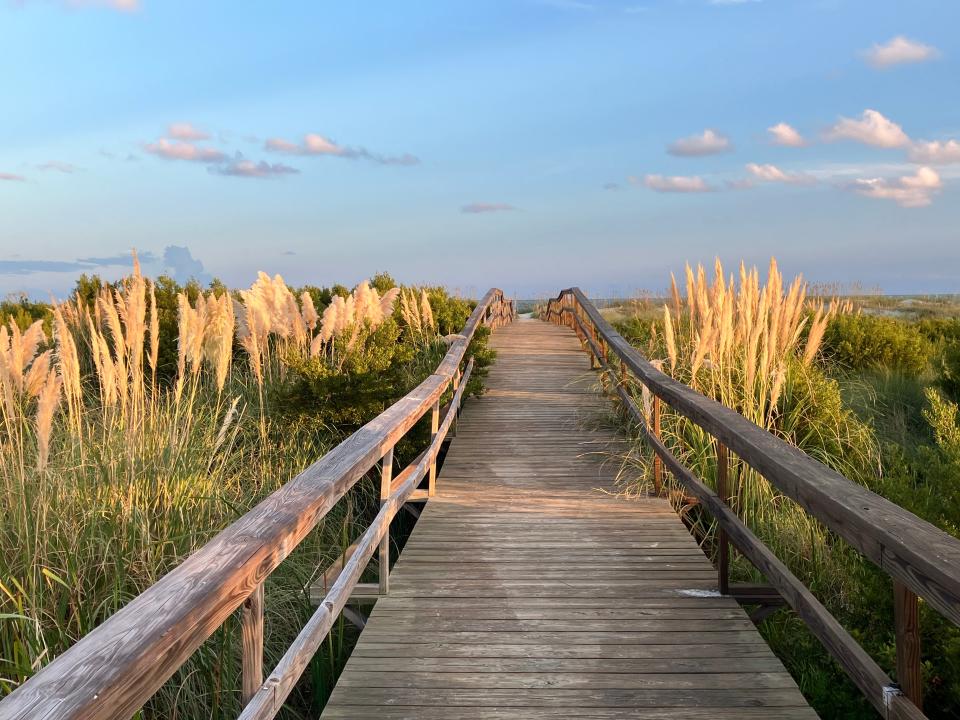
<box><xmin>210</xmin><ymin>155</ymin><xmax>300</xmax><ymax>178</ymax></box>
<box><xmin>0</xmin><ymin>172</ymin><xmax>26</xmax><ymax>182</ymax></box>
<box><xmin>37</xmin><ymin>161</ymin><xmax>77</xmax><ymax>173</ymax></box>
<box><xmin>144</xmin><ymin>138</ymin><xmax>227</xmax><ymax>163</ymax></box>
<box><xmin>863</xmin><ymin>36</ymin><xmax>940</xmax><ymax>69</ymax></box>
<box><xmin>908</xmin><ymin>140</ymin><xmax>960</xmax><ymax>165</ymax></box>
<box><xmin>0</xmin><ymin>246</ymin><xmax>210</xmax><ymax>286</ymax></box>
<box><xmin>461</xmin><ymin>202</ymin><xmax>517</xmax><ymax>214</ymax></box>
<box><xmin>826</xmin><ymin>109</ymin><xmax>910</xmax><ymax>148</ymax></box>
<box><xmin>667</xmin><ymin>129</ymin><xmax>732</xmax><ymax>157</ymax></box>
<box><xmin>746</xmin><ymin>163</ymin><xmax>816</xmax><ymax>185</ymax></box>
<box><xmin>638</xmin><ymin>174</ymin><xmax>714</xmax><ymax>193</ymax></box>
<box><xmin>850</xmin><ymin>166</ymin><xmax>942</xmax><ymax>208</ymax></box>
<box><xmin>167</xmin><ymin>122</ymin><xmax>211</xmax><ymax>141</ymax></box>
<box><xmin>768</xmin><ymin>122</ymin><xmax>805</xmax><ymax>147</ymax></box>
<box><xmin>265</xmin><ymin>133</ymin><xmax>419</xmax><ymax>166</ymax></box>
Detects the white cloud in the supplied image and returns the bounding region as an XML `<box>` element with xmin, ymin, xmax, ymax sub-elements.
<box><xmin>1</xmin><ymin>172</ymin><xmax>26</xmax><ymax>182</ymax></box>
<box><xmin>667</xmin><ymin>129</ymin><xmax>732</xmax><ymax>157</ymax></box>
<box><xmin>143</xmin><ymin>139</ymin><xmax>226</xmax><ymax>163</ymax></box>
<box><xmin>265</xmin><ymin>133</ymin><xmax>419</xmax><ymax>166</ymax></box>
<box><xmin>826</xmin><ymin>109</ymin><xmax>910</xmax><ymax>148</ymax></box>
<box><xmin>908</xmin><ymin>140</ymin><xmax>960</xmax><ymax>165</ymax></box>
<box><xmin>709</xmin><ymin>0</ymin><xmax>762</xmax><ymax>4</ymax></box>
<box><xmin>167</xmin><ymin>123</ymin><xmax>210</xmax><ymax>141</ymax></box>
<box><xmin>461</xmin><ymin>203</ymin><xmax>517</xmax><ymax>214</ymax></box>
<box><xmin>767</xmin><ymin>122</ymin><xmax>805</xmax><ymax>147</ymax></box>
<box><xmin>640</xmin><ymin>174</ymin><xmax>714</xmax><ymax>193</ymax></box>
<box><xmin>850</xmin><ymin>166</ymin><xmax>942</xmax><ymax>208</ymax></box>
<box><xmin>746</xmin><ymin>163</ymin><xmax>816</xmax><ymax>185</ymax></box>
<box><xmin>863</xmin><ymin>36</ymin><xmax>940</xmax><ymax>69</ymax></box>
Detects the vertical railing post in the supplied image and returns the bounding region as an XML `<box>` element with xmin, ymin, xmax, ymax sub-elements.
<box><xmin>428</xmin><ymin>400</ymin><xmax>440</xmax><ymax>496</ymax></box>
<box><xmin>652</xmin><ymin>395</ymin><xmax>663</xmax><ymax>494</ymax></box>
<box><xmin>378</xmin><ymin>447</ymin><xmax>394</xmax><ymax>596</ymax></box>
<box><xmin>716</xmin><ymin>442</ymin><xmax>730</xmax><ymax>595</ymax></box>
<box><xmin>241</xmin><ymin>583</ymin><xmax>264</xmax><ymax>706</ymax></box>
<box><xmin>452</xmin><ymin>368</ymin><xmax>461</xmax><ymax>437</ymax></box>
<box><xmin>894</xmin><ymin>580</ymin><xmax>923</xmax><ymax>708</ymax></box>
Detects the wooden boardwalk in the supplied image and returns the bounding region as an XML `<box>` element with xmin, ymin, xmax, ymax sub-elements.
<box><xmin>320</xmin><ymin>318</ymin><xmax>815</xmax><ymax>719</ymax></box>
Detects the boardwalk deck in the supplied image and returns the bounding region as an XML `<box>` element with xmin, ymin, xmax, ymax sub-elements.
<box><xmin>320</xmin><ymin>318</ymin><xmax>816</xmax><ymax>719</ymax></box>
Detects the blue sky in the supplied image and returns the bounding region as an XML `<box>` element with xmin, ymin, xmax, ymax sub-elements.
<box><xmin>2</xmin><ymin>0</ymin><xmax>959</xmax><ymax>298</ymax></box>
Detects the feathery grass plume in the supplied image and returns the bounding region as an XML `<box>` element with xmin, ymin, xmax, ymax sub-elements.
<box><xmin>379</xmin><ymin>287</ymin><xmax>400</xmax><ymax>319</ymax></box>
<box><xmin>301</xmin><ymin>291</ymin><xmax>319</xmax><ymax>331</ymax></box>
<box><xmin>24</xmin><ymin>350</ymin><xmax>52</xmax><ymax>397</ymax></box>
<box><xmin>669</xmin><ymin>273</ymin><xmax>682</xmax><ymax>319</ymax></box>
<box><xmin>34</xmin><ymin>369</ymin><xmax>62</xmax><ymax>471</ymax></box>
<box><xmin>52</xmin><ymin>304</ymin><xmax>82</xmax><ymax>432</ymax></box>
<box><xmin>420</xmin><ymin>289</ymin><xmax>434</xmax><ymax>331</ymax></box>
<box><xmin>148</xmin><ymin>280</ymin><xmax>160</xmax><ymax>386</ymax></box>
<box><xmin>203</xmin><ymin>292</ymin><xmax>235</xmax><ymax>390</ymax></box>
<box><xmin>400</xmin><ymin>289</ymin><xmax>421</xmax><ymax>335</ymax></box>
<box><xmin>663</xmin><ymin>306</ymin><xmax>677</xmax><ymax>373</ymax></box>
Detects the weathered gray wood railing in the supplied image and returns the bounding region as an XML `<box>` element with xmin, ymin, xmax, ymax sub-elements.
<box><xmin>0</xmin><ymin>289</ymin><xmax>514</xmax><ymax>720</ymax></box>
<box><xmin>545</xmin><ymin>288</ymin><xmax>960</xmax><ymax>720</ymax></box>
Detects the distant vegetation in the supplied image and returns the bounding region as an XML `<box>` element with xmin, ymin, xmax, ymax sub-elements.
<box><xmin>607</xmin><ymin>262</ymin><xmax>960</xmax><ymax>719</ymax></box>
<box><xmin>0</xmin><ymin>261</ymin><xmax>490</xmax><ymax>718</ymax></box>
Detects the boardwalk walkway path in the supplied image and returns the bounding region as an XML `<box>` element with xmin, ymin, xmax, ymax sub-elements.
<box><xmin>320</xmin><ymin>317</ymin><xmax>815</xmax><ymax>719</ymax></box>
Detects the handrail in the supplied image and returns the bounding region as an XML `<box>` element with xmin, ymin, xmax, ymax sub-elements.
<box><xmin>0</xmin><ymin>289</ymin><xmax>514</xmax><ymax>720</ymax></box>
<box><xmin>545</xmin><ymin>288</ymin><xmax>960</xmax><ymax>720</ymax></box>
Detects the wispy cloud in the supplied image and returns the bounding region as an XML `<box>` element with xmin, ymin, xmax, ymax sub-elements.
<box><xmin>602</xmin><ymin>182</ymin><xmax>620</xmax><ymax>191</ymax></box>
<box><xmin>767</xmin><ymin>122</ymin><xmax>806</xmax><ymax>147</ymax></box>
<box><xmin>667</xmin><ymin>129</ymin><xmax>732</xmax><ymax>157</ymax></box>
<box><xmin>825</xmin><ymin>109</ymin><xmax>910</xmax><ymax>148</ymax></box>
<box><xmin>31</xmin><ymin>0</ymin><xmax>142</xmax><ymax>11</ymax></box>
<box><xmin>849</xmin><ymin>166</ymin><xmax>942</xmax><ymax>208</ymax></box>
<box><xmin>37</xmin><ymin>161</ymin><xmax>77</xmax><ymax>173</ymax></box>
<box><xmin>0</xmin><ymin>172</ymin><xmax>26</xmax><ymax>182</ymax></box>
<box><xmin>908</xmin><ymin>140</ymin><xmax>960</xmax><ymax>165</ymax></box>
<box><xmin>746</xmin><ymin>163</ymin><xmax>816</xmax><ymax>185</ymax></box>
<box><xmin>863</xmin><ymin>36</ymin><xmax>940</xmax><ymax>69</ymax></box>
<box><xmin>709</xmin><ymin>0</ymin><xmax>762</xmax><ymax>5</ymax></box>
<box><xmin>210</xmin><ymin>156</ymin><xmax>300</xmax><ymax>178</ymax></box>
<box><xmin>143</xmin><ymin>138</ymin><xmax>227</xmax><ymax>163</ymax></box>
<box><xmin>638</xmin><ymin>174</ymin><xmax>714</xmax><ymax>193</ymax></box>
<box><xmin>461</xmin><ymin>202</ymin><xmax>517</xmax><ymax>214</ymax></box>
<box><xmin>0</xmin><ymin>250</ymin><xmax>155</xmax><ymax>277</ymax></box>
<box><xmin>167</xmin><ymin>122</ymin><xmax>211</xmax><ymax>141</ymax></box>
<box><xmin>265</xmin><ymin>133</ymin><xmax>419</xmax><ymax>166</ymax></box>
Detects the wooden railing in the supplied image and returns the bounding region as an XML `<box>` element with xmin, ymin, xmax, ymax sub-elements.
<box><xmin>545</xmin><ymin>288</ymin><xmax>960</xmax><ymax>720</ymax></box>
<box><xmin>0</xmin><ymin>289</ymin><xmax>514</xmax><ymax>720</ymax></box>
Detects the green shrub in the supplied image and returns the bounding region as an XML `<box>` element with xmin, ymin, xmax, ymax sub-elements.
<box><xmin>822</xmin><ymin>314</ymin><xmax>931</xmax><ymax>375</ymax></box>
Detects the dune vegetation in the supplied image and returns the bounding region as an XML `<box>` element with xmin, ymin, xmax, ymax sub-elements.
<box><xmin>0</xmin><ymin>261</ymin><xmax>489</xmax><ymax>718</ymax></box>
<box><xmin>612</xmin><ymin>259</ymin><xmax>960</xmax><ymax>718</ymax></box>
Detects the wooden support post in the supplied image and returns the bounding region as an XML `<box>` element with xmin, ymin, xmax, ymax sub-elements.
<box><xmin>240</xmin><ymin>583</ymin><xmax>264</xmax><ymax>706</ymax></box>
<box><xmin>428</xmin><ymin>401</ymin><xmax>440</xmax><ymax>496</ymax></box>
<box><xmin>378</xmin><ymin>448</ymin><xmax>393</xmax><ymax>596</ymax></box>
<box><xmin>717</xmin><ymin>442</ymin><xmax>730</xmax><ymax>596</ymax></box>
<box><xmin>652</xmin><ymin>395</ymin><xmax>663</xmax><ymax>494</ymax></box>
<box><xmin>894</xmin><ymin>580</ymin><xmax>922</xmax><ymax>708</ymax></box>
<box><xmin>452</xmin><ymin>369</ymin><xmax>461</xmax><ymax>437</ymax></box>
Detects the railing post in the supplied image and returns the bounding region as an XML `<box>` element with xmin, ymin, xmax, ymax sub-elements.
<box><xmin>378</xmin><ymin>447</ymin><xmax>394</xmax><ymax>595</ymax></box>
<box><xmin>240</xmin><ymin>583</ymin><xmax>264</xmax><ymax>706</ymax></box>
<box><xmin>652</xmin><ymin>395</ymin><xmax>663</xmax><ymax>494</ymax></box>
<box><xmin>717</xmin><ymin>442</ymin><xmax>730</xmax><ymax>595</ymax></box>
<box><xmin>452</xmin><ymin>369</ymin><xmax>461</xmax><ymax>437</ymax></box>
<box><xmin>428</xmin><ymin>400</ymin><xmax>440</xmax><ymax>496</ymax></box>
<box><xmin>894</xmin><ymin>580</ymin><xmax>923</xmax><ymax>708</ymax></box>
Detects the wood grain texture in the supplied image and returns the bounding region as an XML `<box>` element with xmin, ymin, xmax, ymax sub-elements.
<box><xmin>321</xmin><ymin>318</ymin><xmax>814</xmax><ymax>719</ymax></box>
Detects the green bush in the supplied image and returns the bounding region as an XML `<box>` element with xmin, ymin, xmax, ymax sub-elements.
<box><xmin>822</xmin><ymin>314</ymin><xmax>931</xmax><ymax>375</ymax></box>
<box><xmin>937</xmin><ymin>343</ymin><xmax>960</xmax><ymax>401</ymax></box>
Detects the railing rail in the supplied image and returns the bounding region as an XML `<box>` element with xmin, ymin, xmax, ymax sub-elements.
<box><xmin>545</xmin><ymin>287</ymin><xmax>960</xmax><ymax>720</ymax></box>
<box><xmin>0</xmin><ymin>289</ymin><xmax>514</xmax><ymax>720</ymax></box>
